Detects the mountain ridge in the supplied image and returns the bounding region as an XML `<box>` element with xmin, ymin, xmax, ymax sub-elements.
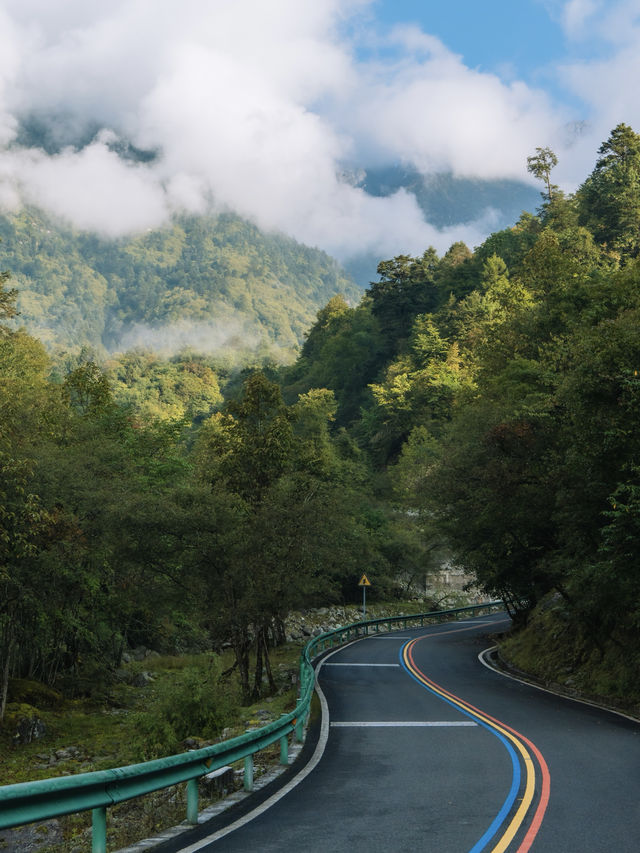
<box><xmin>0</xmin><ymin>207</ymin><xmax>359</xmax><ymax>358</ymax></box>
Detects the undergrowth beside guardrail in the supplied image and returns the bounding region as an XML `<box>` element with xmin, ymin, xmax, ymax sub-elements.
<box><xmin>0</xmin><ymin>601</ymin><xmax>503</xmax><ymax>852</ymax></box>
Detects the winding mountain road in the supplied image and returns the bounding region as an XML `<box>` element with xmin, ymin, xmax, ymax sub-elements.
<box><xmin>156</xmin><ymin>613</ymin><xmax>640</xmax><ymax>852</ymax></box>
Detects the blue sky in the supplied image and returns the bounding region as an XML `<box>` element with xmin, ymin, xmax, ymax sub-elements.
<box><xmin>370</xmin><ymin>0</ymin><xmax>615</xmax><ymax>111</ymax></box>
<box><xmin>1</xmin><ymin>1</ymin><xmax>639</xmax><ymax>260</ymax></box>
<box><xmin>374</xmin><ymin>1</ymin><xmax>568</xmax><ymax>79</ymax></box>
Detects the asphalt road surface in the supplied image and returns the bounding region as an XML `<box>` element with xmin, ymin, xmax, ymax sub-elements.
<box><xmin>156</xmin><ymin>613</ymin><xmax>640</xmax><ymax>852</ymax></box>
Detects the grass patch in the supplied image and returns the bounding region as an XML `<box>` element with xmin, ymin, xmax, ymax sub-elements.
<box><xmin>499</xmin><ymin>595</ymin><xmax>640</xmax><ymax>716</ymax></box>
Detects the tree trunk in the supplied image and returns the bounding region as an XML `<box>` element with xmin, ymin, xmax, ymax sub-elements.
<box><xmin>252</xmin><ymin>629</ymin><xmax>264</xmax><ymax>700</ymax></box>
<box><xmin>0</xmin><ymin>632</ymin><xmax>14</xmax><ymax>723</ymax></box>
<box><xmin>271</xmin><ymin>617</ymin><xmax>286</xmax><ymax>646</ymax></box>
<box><xmin>262</xmin><ymin>629</ymin><xmax>276</xmax><ymax>693</ymax></box>
<box><xmin>232</xmin><ymin>628</ymin><xmax>251</xmax><ymax>703</ymax></box>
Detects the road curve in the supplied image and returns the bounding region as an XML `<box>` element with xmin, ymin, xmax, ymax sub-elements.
<box><xmin>155</xmin><ymin>613</ymin><xmax>640</xmax><ymax>852</ymax></box>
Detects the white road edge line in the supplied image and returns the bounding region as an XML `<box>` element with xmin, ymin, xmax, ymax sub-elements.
<box><xmin>366</xmin><ymin>635</ymin><xmax>412</xmax><ymax>639</ymax></box>
<box><xmin>323</xmin><ymin>662</ymin><xmax>400</xmax><ymax>667</ymax></box>
<box><xmin>478</xmin><ymin>646</ymin><xmax>640</xmax><ymax>725</ymax></box>
<box><xmin>331</xmin><ymin>721</ymin><xmax>477</xmax><ymax>727</ymax></box>
<box><xmin>177</xmin><ymin>638</ymin><xmax>363</xmax><ymax>851</ymax></box>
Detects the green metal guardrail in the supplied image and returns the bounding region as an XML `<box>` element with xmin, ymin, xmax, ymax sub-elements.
<box><xmin>0</xmin><ymin>601</ymin><xmax>503</xmax><ymax>852</ymax></box>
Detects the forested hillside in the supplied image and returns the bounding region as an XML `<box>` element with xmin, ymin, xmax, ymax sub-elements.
<box><xmin>281</xmin><ymin>124</ymin><xmax>640</xmax><ymax>707</ymax></box>
<box><xmin>2</xmin><ymin>124</ymin><xmax>640</xmax><ymax>745</ymax></box>
<box><xmin>0</xmin><ymin>289</ymin><xmax>415</xmax><ymax>727</ymax></box>
<box><xmin>0</xmin><ymin>208</ymin><xmax>358</xmax><ymax>357</ymax></box>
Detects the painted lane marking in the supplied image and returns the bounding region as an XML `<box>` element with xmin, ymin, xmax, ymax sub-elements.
<box><xmin>366</xmin><ymin>635</ymin><xmax>412</xmax><ymax>639</ymax></box>
<box><xmin>175</xmin><ymin>618</ymin><xmax>511</xmax><ymax>850</ymax></box>
<box><xmin>402</xmin><ymin>635</ymin><xmax>549</xmax><ymax>853</ymax></box>
<box><xmin>323</xmin><ymin>662</ymin><xmax>400</xmax><ymax>667</ymax></box>
<box><xmin>331</xmin><ymin>721</ymin><xmax>478</xmax><ymax>727</ymax></box>
<box><xmin>475</xmin><ymin>648</ymin><xmax>554</xmax><ymax>850</ymax></box>
<box><xmin>407</xmin><ymin>643</ymin><xmax>550</xmax><ymax>853</ymax></box>
<box><xmin>423</xmin><ymin>673</ymin><xmax>545</xmax><ymax>853</ymax></box>
<box><xmin>479</xmin><ymin>644</ymin><xmax>640</xmax><ymax>724</ymax></box>
<box><xmin>409</xmin><ymin>622</ymin><xmax>510</xmax><ymax>642</ymax></box>
<box><xmin>401</xmin><ymin>639</ymin><xmax>521</xmax><ymax>853</ymax></box>
<box><xmin>404</xmin><ymin>639</ymin><xmax>530</xmax><ymax>853</ymax></box>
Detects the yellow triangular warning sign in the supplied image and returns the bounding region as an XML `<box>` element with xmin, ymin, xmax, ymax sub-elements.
<box><xmin>358</xmin><ymin>573</ymin><xmax>371</xmax><ymax>586</ymax></box>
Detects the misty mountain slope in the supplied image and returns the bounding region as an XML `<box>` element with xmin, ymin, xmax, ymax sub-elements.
<box><xmin>0</xmin><ymin>208</ymin><xmax>359</xmax><ymax>355</ymax></box>
<box><xmin>362</xmin><ymin>168</ymin><xmax>541</xmax><ymax>228</ymax></box>
<box><xmin>342</xmin><ymin>169</ymin><xmax>541</xmax><ymax>286</ymax></box>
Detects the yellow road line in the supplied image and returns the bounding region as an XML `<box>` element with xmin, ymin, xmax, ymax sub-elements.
<box><xmin>403</xmin><ymin>639</ymin><xmax>537</xmax><ymax>852</ymax></box>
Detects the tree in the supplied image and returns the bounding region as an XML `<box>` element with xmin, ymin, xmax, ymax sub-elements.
<box><xmin>64</xmin><ymin>361</ymin><xmax>113</xmax><ymax>416</ymax></box>
<box><xmin>282</xmin><ymin>299</ymin><xmax>384</xmax><ymax>427</ymax></box>
<box><xmin>435</xmin><ymin>241</ymin><xmax>476</xmax><ymax>301</ymax></box>
<box><xmin>193</xmin><ymin>372</ymin><xmax>381</xmax><ymax>700</ymax></box>
<box><xmin>367</xmin><ymin>250</ymin><xmax>439</xmax><ymax>355</ymax></box>
<box><xmin>577</xmin><ymin>123</ymin><xmax>640</xmax><ymax>257</ymax></box>
<box><xmin>527</xmin><ymin>147</ymin><xmax>559</xmax><ymax>203</ymax></box>
<box><xmin>0</xmin><ymin>269</ymin><xmax>18</xmax><ymax>327</ymax></box>
<box><xmin>366</xmin><ymin>313</ymin><xmax>472</xmax><ymax>463</ymax></box>
<box><xmin>197</xmin><ymin>371</ymin><xmax>293</xmax><ymax>505</ymax></box>
<box><xmin>0</xmin><ymin>325</ymin><xmax>69</xmax><ymax>718</ymax></box>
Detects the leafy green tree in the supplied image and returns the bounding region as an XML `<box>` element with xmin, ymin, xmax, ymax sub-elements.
<box><xmin>367</xmin><ymin>249</ymin><xmax>439</xmax><ymax>356</ymax></box>
<box><xmin>0</xmin><ymin>269</ymin><xmax>18</xmax><ymax>326</ymax></box>
<box><xmin>474</xmin><ymin>213</ymin><xmax>541</xmax><ymax>272</ymax></box>
<box><xmin>282</xmin><ymin>298</ymin><xmax>384</xmax><ymax>427</ymax></box>
<box><xmin>435</xmin><ymin>241</ymin><xmax>476</xmax><ymax>301</ymax></box>
<box><xmin>106</xmin><ymin>351</ymin><xmax>223</xmax><ymax>422</ymax></box>
<box><xmin>193</xmin><ymin>372</ymin><xmax>381</xmax><ymax>700</ymax></box>
<box><xmin>64</xmin><ymin>361</ymin><xmax>113</xmax><ymax>415</ymax></box>
<box><xmin>0</xmin><ymin>309</ymin><xmax>71</xmax><ymax>716</ymax></box>
<box><xmin>197</xmin><ymin>371</ymin><xmax>293</xmax><ymax>505</ymax></box>
<box><xmin>578</xmin><ymin>123</ymin><xmax>640</xmax><ymax>258</ymax></box>
<box><xmin>365</xmin><ymin>312</ymin><xmax>474</xmax><ymax>464</ymax></box>
<box><xmin>527</xmin><ymin>146</ymin><xmax>559</xmax><ymax>203</ymax></box>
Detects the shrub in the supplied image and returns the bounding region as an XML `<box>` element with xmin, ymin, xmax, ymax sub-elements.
<box><xmin>132</xmin><ymin>655</ymin><xmax>239</xmax><ymax>759</ymax></box>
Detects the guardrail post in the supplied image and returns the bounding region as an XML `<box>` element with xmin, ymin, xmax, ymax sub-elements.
<box><xmin>280</xmin><ymin>714</ymin><xmax>289</xmax><ymax>764</ymax></box>
<box><xmin>91</xmin><ymin>806</ymin><xmax>107</xmax><ymax>853</ymax></box>
<box><xmin>244</xmin><ymin>754</ymin><xmax>254</xmax><ymax>791</ymax></box>
<box><xmin>280</xmin><ymin>734</ymin><xmax>289</xmax><ymax>764</ymax></box>
<box><xmin>186</xmin><ymin>777</ymin><xmax>199</xmax><ymax>824</ymax></box>
<box><xmin>295</xmin><ymin>714</ymin><xmax>304</xmax><ymax>743</ymax></box>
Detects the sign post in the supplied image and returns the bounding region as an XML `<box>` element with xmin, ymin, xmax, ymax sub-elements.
<box><xmin>358</xmin><ymin>573</ymin><xmax>371</xmax><ymax>618</ymax></box>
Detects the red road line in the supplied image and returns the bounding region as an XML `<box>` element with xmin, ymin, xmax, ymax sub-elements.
<box><xmin>406</xmin><ymin>633</ymin><xmax>551</xmax><ymax>852</ymax></box>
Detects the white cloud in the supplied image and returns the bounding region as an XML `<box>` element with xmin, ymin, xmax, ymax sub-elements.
<box><xmin>562</xmin><ymin>0</ymin><xmax>602</xmax><ymax>38</ymax></box>
<box><xmin>11</xmin><ymin>133</ymin><xmax>170</xmax><ymax>236</ymax></box>
<box><xmin>113</xmin><ymin>318</ymin><xmax>261</xmax><ymax>357</ymax></box>
<box><xmin>0</xmin><ymin>7</ymin><xmax>21</xmax><ymax>146</ymax></box>
<box><xmin>0</xmin><ymin>0</ymin><xmax>637</xmax><ymax>262</ymax></box>
<box><xmin>554</xmin><ymin>1</ymin><xmax>640</xmax><ymax>182</ymax></box>
<box><xmin>348</xmin><ymin>30</ymin><xmax>561</xmax><ymax>179</ymax></box>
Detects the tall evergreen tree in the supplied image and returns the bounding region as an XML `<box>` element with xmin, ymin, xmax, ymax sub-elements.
<box><xmin>578</xmin><ymin>123</ymin><xmax>640</xmax><ymax>257</ymax></box>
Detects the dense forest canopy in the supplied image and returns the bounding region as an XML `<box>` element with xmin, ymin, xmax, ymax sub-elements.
<box><xmin>2</xmin><ymin>123</ymin><xmax>640</xmax><ymax>724</ymax></box>
<box><xmin>282</xmin><ymin>123</ymin><xmax>640</xmax><ymax>672</ymax></box>
<box><xmin>0</xmin><ymin>208</ymin><xmax>359</xmax><ymax>358</ymax></box>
